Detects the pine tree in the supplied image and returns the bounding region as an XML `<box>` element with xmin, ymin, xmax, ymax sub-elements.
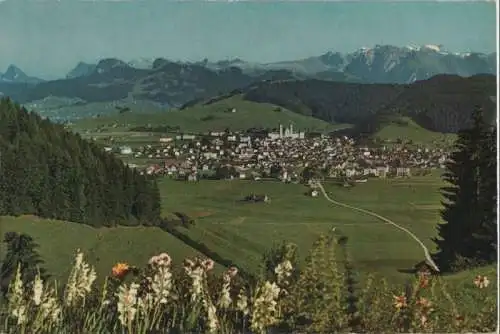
<box><xmin>0</xmin><ymin>98</ymin><xmax>162</xmax><ymax>228</ymax></box>
<box><xmin>433</xmin><ymin>107</ymin><xmax>497</xmax><ymax>272</ymax></box>
<box><xmin>0</xmin><ymin>232</ymin><xmax>49</xmax><ymax>297</ymax></box>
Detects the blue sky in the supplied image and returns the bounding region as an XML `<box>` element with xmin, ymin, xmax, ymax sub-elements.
<box><xmin>0</xmin><ymin>0</ymin><xmax>497</xmax><ymax>79</ymax></box>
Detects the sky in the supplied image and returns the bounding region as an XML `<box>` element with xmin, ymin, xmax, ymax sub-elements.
<box><xmin>0</xmin><ymin>0</ymin><xmax>497</xmax><ymax>79</ymax></box>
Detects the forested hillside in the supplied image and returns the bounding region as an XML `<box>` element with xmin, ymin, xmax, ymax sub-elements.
<box><xmin>0</xmin><ymin>98</ymin><xmax>161</xmax><ymax>226</ymax></box>
<box><xmin>241</xmin><ymin>74</ymin><xmax>497</xmax><ymax>133</ymax></box>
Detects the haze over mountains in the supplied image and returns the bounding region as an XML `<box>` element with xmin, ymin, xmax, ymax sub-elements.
<box><xmin>1</xmin><ymin>44</ymin><xmax>496</xmax><ymax>85</ymax></box>
<box><xmin>0</xmin><ymin>44</ymin><xmax>496</xmax><ymax>127</ymax></box>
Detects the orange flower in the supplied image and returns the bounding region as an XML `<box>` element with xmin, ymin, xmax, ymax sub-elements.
<box><xmin>418</xmin><ymin>276</ymin><xmax>430</xmax><ymax>289</ymax></box>
<box><xmin>393</xmin><ymin>294</ymin><xmax>407</xmax><ymax>310</ymax></box>
<box><xmin>416</xmin><ymin>297</ymin><xmax>433</xmax><ymax>313</ymax></box>
<box><xmin>112</xmin><ymin>262</ymin><xmax>130</xmax><ymax>279</ymax></box>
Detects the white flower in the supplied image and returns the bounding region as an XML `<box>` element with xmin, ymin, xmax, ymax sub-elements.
<box><xmin>250</xmin><ymin>281</ymin><xmax>281</xmax><ymax>334</ymax></box>
<box><xmin>39</xmin><ymin>293</ymin><xmax>62</xmax><ymax>324</ymax></box>
<box><xmin>64</xmin><ymin>250</ymin><xmax>97</xmax><ymax>306</ymax></box>
<box><xmin>150</xmin><ymin>266</ymin><xmax>173</xmax><ymax>304</ymax></box>
<box><xmin>116</xmin><ymin>282</ymin><xmax>140</xmax><ymax>326</ymax></box>
<box><xmin>148</xmin><ymin>252</ymin><xmax>172</xmax><ymax>268</ymax></box>
<box><xmin>236</xmin><ymin>288</ymin><xmax>249</xmax><ymax>316</ymax></box>
<box><xmin>218</xmin><ymin>273</ymin><xmax>232</xmax><ymax>309</ymax></box>
<box><xmin>32</xmin><ymin>274</ymin><xmax>44</xmax><ymax>306</ymax></box>
<box><xmin>8</xmin><ymin>266</ymin><xmax>27</xmax><ymax>325</ymax></box>
<box><xmin>274</xmin><ymin>260</ymin><xmax>293</xmax><ymax>285</ymax></box>
<box><xmin>185</xmin><ymin>265</ymin><xmax>205</xmax><ymax>303</ymax></box>
<box><xmin>203</xmin><ymin>298</ymin><xmax>219</xmax><ymax>333</ymax></box>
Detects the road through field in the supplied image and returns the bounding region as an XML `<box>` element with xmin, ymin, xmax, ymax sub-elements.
<box><xmin>315</xmin><ymin>182</ymin><xmax>440</xmax><ymax>272</ymax></box>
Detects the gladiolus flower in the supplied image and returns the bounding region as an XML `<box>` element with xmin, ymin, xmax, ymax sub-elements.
<box><xmin>148</xmin><ymin>253</ymin><xmax>172</xmax><ymax>267</ymax></box>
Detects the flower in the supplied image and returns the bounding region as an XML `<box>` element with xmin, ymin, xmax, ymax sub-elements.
<box><xmin>8</xmin><ymin>266</ymin><xmax>27</xmax><ymax>325</ymax></box>
<box><xmin>416</xmin><ymin>297</ymin><xmax>433</xmax><ymax>312</ymax></box>
<box><xmin>32</xmin><ymin>274</ymin><xmax>44</xmax><ymax>306</ymax></box>
<box><xmin>418</xmin><ymin>275</ymin><xmax>430</xmax><ymax>289</ymax></box>
<box><xmin>250</xmin><ymin>281</ymin><xmax>281</xmax><ymax>334</ymax></box>
<box><xmin>393</xmin><ymin>294</ymin><xmax>407</xmax><ymax>310</ymax></box>
<box><xmin>65</xmin><ymin>250</ymin><xmax>97</xmax><ymax>306</ymax></box>
<box><xmin>218</xmin><ymin>273</ymin><xmax>233</xmax><ymax>309</ymax></box>
<box><xmin>274</xmin><ymin>260</ymin><xmax>293</xmax><ymax>285</ymax></box>
<box><xmin>116</xmin><ymin>282</ymin><xmax>140</xmax><ymax>326</ymax></box>
<box><xmin>473</xmin><ymin>275</ymin><xmax>490</xmax><ymax>289</ymax></box>
<box><xmin>112</xmin><ymin>262</ymin><xmax>131</xmax><ymax>279</ymax></box>
<box><xmin>202</xmin><ymin>258</ymin><xmax>215</xmax><ymax>272</ymax></box>
<box><xmin>150</xmin><ymin>266</ymin><xmax>173</xmax><ymax>304</ymax></box>
<box><xmin>39</xmin><ymin>291</ymin><xmax>62</xmax><ymax>324</ymax></box>
<box><xmin>236</xmin><ymin>288</ymin><xmax>249</xmax><ymax>316</ymax></box>
<box><xmin>148</xmin><ymin>253</ymin><xmax>172</xmax><ymax>268</ymax></box>
<box><xmin>185</xmin><ymin>263</ymin><xmax>206</xmax><ymax>303</ymax></box>
<box><xmin>203</xmin><ymin>298</ymin><xmax>219</xmax><ymax>333</ymax></box>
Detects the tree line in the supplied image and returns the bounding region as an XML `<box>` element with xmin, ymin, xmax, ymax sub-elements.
<box><xmin>0</xmin><ymin>98</ymin><xmax>161</xmax><ymax>227</ymax></box>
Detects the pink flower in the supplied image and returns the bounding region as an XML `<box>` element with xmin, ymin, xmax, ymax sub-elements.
<box><xmin>202</xmin><ymin>258</ymin><xmax>215</xmax><ymax>272</ymax></box>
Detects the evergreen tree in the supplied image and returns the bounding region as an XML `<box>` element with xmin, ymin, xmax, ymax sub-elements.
<box><xmin>0</xmin><ymin>98</ymin><xmax>162</xmax><ymax>228</ymax></box>
<box><xmin>0</xmin><ymin>231</ymin><xmax>49</xmax><ymax>297</ymax></box>
<box><xmin>433</xmin><ymin>107</ymin><xmax>497</xmax><ymax>272</ymax></box>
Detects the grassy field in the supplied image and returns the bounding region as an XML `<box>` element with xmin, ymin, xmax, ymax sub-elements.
<box><xmin>71</xmin><ymin>95</ymin><xmax>349</xmax><ymax>134</ymax></box>
<box><xmin>1</xmin><ymin>173</ymin><xmax>496</xmax><ymax>288</ymax></box>
<box><xmin>158</xmin><ymin>174</ymin><xmax>451</xmax><ymax>283</ymax></box>
<box><xmin>373</xmin><ymin>116</ymin><xmax>457</xmax><ymax>146</ymax></box>
<box><xmin>0</xmin><ymin>216</ymin><xmax>209</xmax><ymax>284</ymax></box>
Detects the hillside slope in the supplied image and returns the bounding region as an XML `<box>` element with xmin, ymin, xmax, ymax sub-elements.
<box><xmin>0</xmin><ymin>216</ymin><xmax>205</xmax><ymax>283</ymax></box>
<box><xmin>241</xmin><ymin>74</ymin><xmax>496</xmax><ymax>133</ymax></box>
<box><xmin>73</xmin><ymin>95</ymin><xmax>345</xmax><ymax>134</ymax></box>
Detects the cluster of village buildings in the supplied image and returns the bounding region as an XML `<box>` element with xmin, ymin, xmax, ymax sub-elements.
<box><xmin>105</xmin><ymin>124</ymin><xmax>449</xmax><ymax>182</ymax></box>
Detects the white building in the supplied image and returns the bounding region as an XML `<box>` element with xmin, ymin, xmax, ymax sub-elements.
<box><xmin>269</xmin><ymin>123</ymin><xmax>305</xmax><ymax>140</ymax></box>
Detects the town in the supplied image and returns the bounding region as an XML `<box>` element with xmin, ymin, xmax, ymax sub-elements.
<box><xmin>100</xmin><ymin>123</ymin><xmax>450</xmax><ymax>182</ymax></box>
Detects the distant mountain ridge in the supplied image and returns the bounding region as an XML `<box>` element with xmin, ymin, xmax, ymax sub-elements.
<box><xmin>0</xmin><ymin>65</ymin><xmax>44</xmax><ymax>84</ymax></box>
<box><xmin>0</xmin><ymin>44</ymin><xmax>496</xmax><ymax>123</ymax></box>
<box><xmin>62</xmin><ymin>44</ymin><xmax>496</xmax><ymax>84</ymax></box>
<box><xmin>196</xmin><ymin>44</ymin><xmax>496</xmax><ymax>84</ymax></box>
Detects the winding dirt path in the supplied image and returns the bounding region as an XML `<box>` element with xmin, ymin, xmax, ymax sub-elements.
<box><xmin>315</xmin><ymin>181</ymin><xmax>440</xmax><ymax>272</ymax></box>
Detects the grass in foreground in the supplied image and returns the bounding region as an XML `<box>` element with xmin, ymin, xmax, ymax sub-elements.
<box><xmin>0</xmin><ymin>235</ymin><xmax>497</xmax><ymax>334</ymax></box>
<box><xmin>0</xmin><ymin>216</ymin><xmax>207</xmax><ymax>284</ymax></box>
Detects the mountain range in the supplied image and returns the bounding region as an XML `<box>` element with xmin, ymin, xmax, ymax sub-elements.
<box><xmin>0</xmin><ymin>44</ymin><xmax>496</xmax><ymax>128</ymax></box>
<box><xmin>0</xmin><ymin>65</ymin><xmax>45</xmax><ymax>84</ymax></box>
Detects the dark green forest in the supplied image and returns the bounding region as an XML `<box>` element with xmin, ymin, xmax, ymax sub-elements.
<box><xmin>0</xmin><ymin>98</ymin><xmax>161</xmax><ymax>227</ymax></box>
<box><xmin>242</xmin><ymin>74</ymin><xmax>497</xmax><ymax>133</ymax></box>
